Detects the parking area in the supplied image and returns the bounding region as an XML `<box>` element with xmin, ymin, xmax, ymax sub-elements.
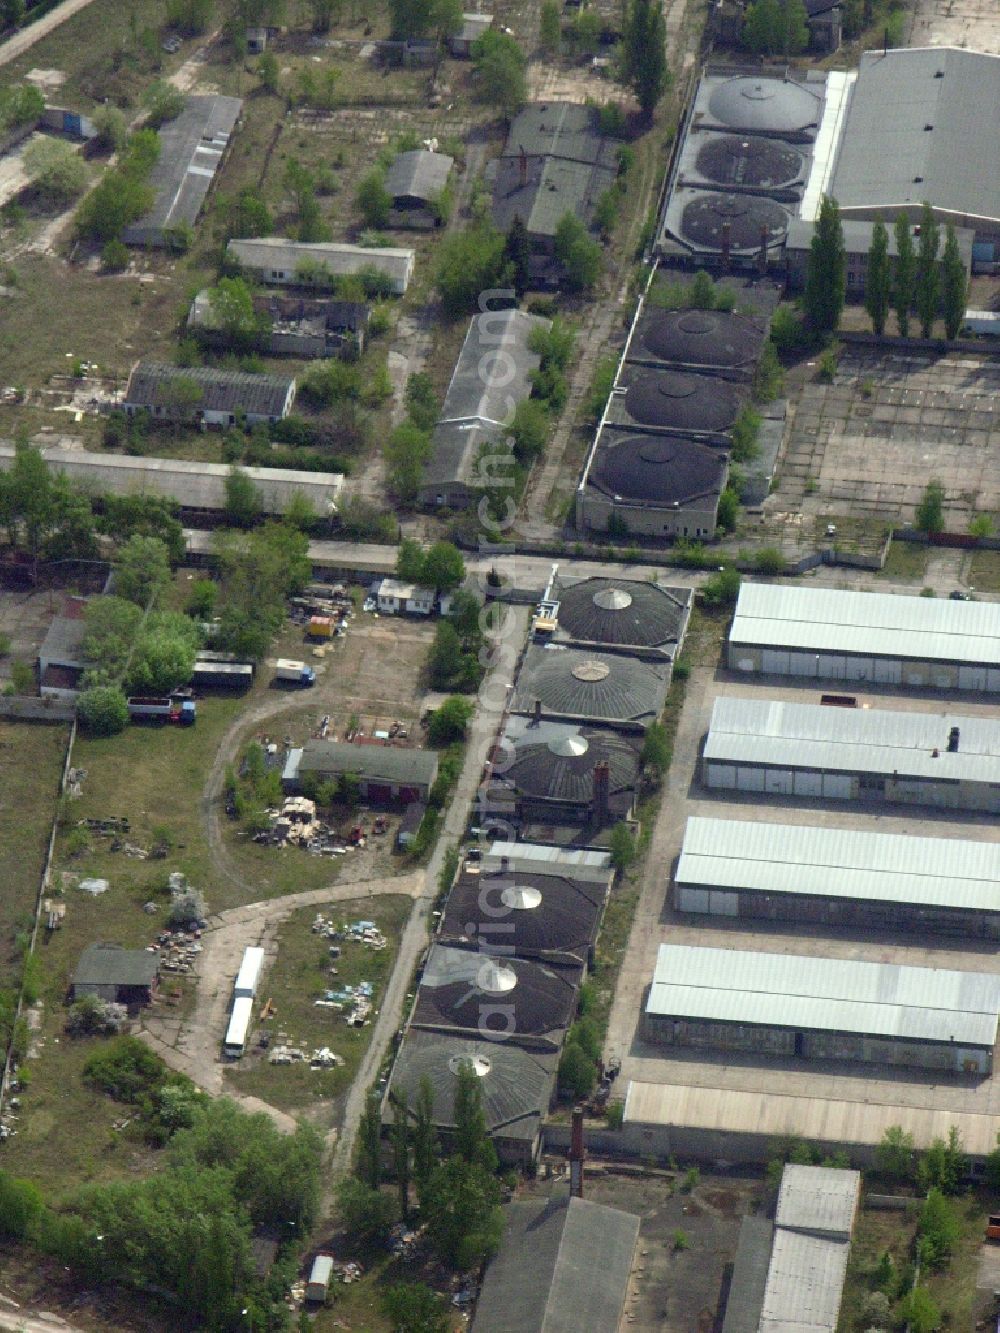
<box><xmin>775</xmin><ymin>351</ymin><xmax>1000</xmax><ymax>532</ymax></box>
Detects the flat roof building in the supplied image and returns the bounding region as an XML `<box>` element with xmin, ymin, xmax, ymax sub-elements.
<box><xmin>123</xmin><ymin>95</ymin><xmax>241</xmax><ymax>247</ymax></box>
<box><xmin>283</xmin><ymin>740</ymin><xmax>438</xmax><ymax>804</ymax></box>
<box><xmin>123</xmin><ymin>362</ymin><xmax>295</xmax><ymax>427</ymax></box>
<box><xmin>702</xmin><ymin>695</ymin><xmax>1000</xmax><ymax>814</ymax></box>
<box><xmin>643</xmin><ymin>943</ymin><xmax>1000</xmax><ymax>1075</ymax></box>
<box><xmin>728</xmin><ymin>581</ymin><xmax>1000</xmax><ymax>691</ymax></box>
<box><xmin>226</xmin><ymin>237</ymin><xmax>415</xmax><ymax>294</ymax></box>
<box><xmin>676</xmin><ymin>815</ymin><xmax>1000</xmax><ymax>938</ymax></box>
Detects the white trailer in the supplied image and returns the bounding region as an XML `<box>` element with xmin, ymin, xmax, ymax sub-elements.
<box><xmin>306</xmin><ymin>1254</ymin><xmax>334</xmax><ymax>1303</ymax></box>
<box><xmin>223</xmin><ymin>995</ymin><xmax>254</xmax><ymax>1058</ymax></box>
<box><xmin>234</xmin><ymin>946</ymin><xmax>265</xmax><ymax>1000</ymax></box>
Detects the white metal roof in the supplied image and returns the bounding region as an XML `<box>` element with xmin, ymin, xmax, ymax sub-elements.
<box><xmin>775</xmin><ymin>1164</ymin><xmax>859</xmax><ymax>1238</ymax></box>
<box><xmin>704</xmin><ymin>695</ymin><xmax>1000</xmax><ymax>783</ymax></box>
<box><xmin>646</xmin><ymin>944</ymin><xmax>1000</xmax><ymax>1047</ymax></box>
<box><xmin>730</xmin><ymin>581</ymin><xmax>1000</xmax><ymax>666</ymax></box>
<box><xmin>234</xmin><ymin>946</ymin><xmax>265</xmax><ymax>995</ymax></box>
<box><xmin>484</xmin><ymin>841</ymin><xmax>613</xmax><ymax>881</ymax></box>
<box><xmin>759</xmin><ymin>1229</ymin><xmax>849</xmax><ymax>1333</ymax></box>
<box><xmin>679</xmin><ymin>816</ymin><xmax>1000</xmax><ymax>914</ymax></box>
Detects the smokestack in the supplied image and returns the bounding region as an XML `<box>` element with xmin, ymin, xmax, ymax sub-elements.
<box><xmin>570</xmin><ymin>1105</ymin><xmax>585</xmax><ymax>1198</ymax></box>
<box><xmin>592</xmin><ymin>761</ymin><xmax>610</xmax><ymax>825</ymax></box>
<box><xmin>534</xmin><ymin>697</ymin><xmax>542</xmax><ymax>726</ymax></box>
<box><xmin>948</xmin><ymin>726</ymin><xmax>960</xmax><ymax>753</ymax></box>
<box><xmin>500</xmin><ymin>855</ymin><xmax>510</xmax><ymax>875</ymax></box>
<box><xmin>720</xmin><ymin>220</ymin><xmax>731</xmax><ymax>270</ymax></box>
<box><xmin>519</xmin><ymin>145</ymin><xmax>527</xmax><ymax>188</ymax></box>
<box><xmin>758</xmin><ymin>224</ymin><xmax>769</xmax><ymax>274</ymax></box>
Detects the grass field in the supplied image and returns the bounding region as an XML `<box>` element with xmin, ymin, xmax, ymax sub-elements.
<box><xmin>224</xmin><ymin>895</ymin><xmax>410</xmax><ymax>1114</ymax></box>
<box><xmin>0</xmin><ymin>719</ymin><xmax>68</xmax><ymax>989</ymax></box>
<box><xmin>879</xmin><ymin>539</ymin><xmax>929</xmax><ymax>583</ymax></box>
<box><xmin>968</xmin><ymin>548</ymin><xmax>1000</xmax><ymax>595</ymax></box>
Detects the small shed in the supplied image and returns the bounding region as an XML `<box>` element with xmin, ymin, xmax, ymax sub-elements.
<box><xmin>449</xmin><ymin>11</ymin><xmax>493</xmax><ymax>55</ymax></box>
<box><xmin>72</xmin><ymin>943</ymin><xmax>159</xmax><ymax>1006</ymax></box>
<box><xmin>385</xmin><ymin>149</ymin><xmax>454</xmax><ymax>227</ymax></box>
<box><xmin>306</xmin><ymin>1254</ymin><xmax>334</xmax><ymax>1303</ymax></box>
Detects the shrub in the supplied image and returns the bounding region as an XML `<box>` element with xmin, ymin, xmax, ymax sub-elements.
<box><xmin>77</xmin><ymin>685</ymin><xmax>129</xmax><ymax>736</ymax></box>
<box><xmin>101</xmin><ymin>239</ymin><xmax>129</xmax><ymax>273</ymax></box>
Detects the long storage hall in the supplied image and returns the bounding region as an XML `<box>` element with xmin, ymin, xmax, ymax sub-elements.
<box><xmin>702</xmin><ymin>696</ymin><xmax>1000</xmax><ymax>814</ymax></box>
<box><xmin>675</xmin><ymin>816</ymin><xmax>1000</xmax><ymax>938</ymax></box>
<box><xmin>727</xmin><ymin>582</ymin><xmax>1000</xmax><ymax>691</ymax></box>
<box><xmin>643</xmin><ymin>944</ymin><xmax>1000</xmax><ymax>1075</ymax></box>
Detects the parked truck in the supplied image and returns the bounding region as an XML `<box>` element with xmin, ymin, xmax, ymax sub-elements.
<box><xmin>275</xmin><ymin>659</ymin><xmax>316</xmax><ymax>687</ymax></box>
<box><xmin>127</xmin><ymin>696</ymin><xmax>196</xmax><ymax>725</ymax></box>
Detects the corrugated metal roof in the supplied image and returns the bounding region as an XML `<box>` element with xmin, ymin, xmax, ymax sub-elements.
<box><xmin>704</xmin><ymin>695</ymin><xmax>1000</xmax><ymax>783</ymax></box>
<box><xmin>759</xmin><ymin>1229</ymin><xmax>849</xmax><ymax>1333</ymax></box>
<box><xmin>622</xmin><ymin>1079</ymin><xmax>1000</xmax><ymax>1155</ymax></box>
<box><xmin>125</xmin><ymin>362</ymin><xmax>293</xmax><ymax>419</ymax></box>
<box><xmin>730</xmin><ymin>581</ymin><xmax>1000</xmax><ymax>666</ymax></box>
<box><xmin>385</xmin><ymin>149</ymin><xmax>453</xmax><ymax>202</ymax></box>
<box><xmin>227</xmin><ymin>237</ymin><xmax>414</xmax><ymax>289</ymax></box>
<box><xmin>485</xmin><ymin>841</ymin><xmax>613</xmax><ymax>872</ymax></box>
<box><xmin>775</xmin><ymin>1164</ymin><xmax>859</xmax><ymax>1237</ymax></box>
<box><xmin>721</xmin><ymin>1216</ymin><xmax>774</xmax><ymax>1333</ymax></box>
<box><xmin>679</xmin><ymin>816</ymin><xmax>1000</xmax><ymax>914</ymax></box>
<box><xmin>646</xmin><ymin>944</ymin><xmax>1000</xmax><ymax>1047</ymax></box>
<box><xmin>293</xmin><ymin>740</ymin><xmax>439</xmax><ymax>786</ymax></box>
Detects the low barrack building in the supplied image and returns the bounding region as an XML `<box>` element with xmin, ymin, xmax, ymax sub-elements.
<box><xmin>123</xmin><ymin>362</ymin><xmax>295</xmax><ymax>427</ymax></box>
<box><xmin>226</xmin><ymin>237</ymin><xmax>415</xmax><ymax>294</ymax></box>
<box><xmin>72</xmin><ymin>943</ymin><xmax>159</xmax><ymax>1007</ymax></box>
<box><xmin>282</xmin><ymin>740</ymin><xmax>439</xmax><ymax>804</ymax></box>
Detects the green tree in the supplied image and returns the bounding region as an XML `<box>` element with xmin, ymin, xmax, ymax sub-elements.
<box><xmin>381</xmin><ymin>1283</ymin><xmax>449</xmax><ymax>1333</ymax></box>
<box><xmin>422</xmin><ymin>541</ymin><xmax>466</xmax><ymax>591</ymax></box>
<box><xmin>918</xmin><ymin>1126</ymin><xmax>964</xmax><ymax>1194</ymax></box>
<box><xmin>357</xmin><ymin>1088</ymin><xmax>383</xmax><ymax>1189</ymax></box>
<box><xmin>472</xmin><ymin>30</ymin><xmax>528</xmax><ymax>119</ymax></box>
<box><xmin>621</xmin><ymin>0</ymin><xmax>669</xmax><ymax>120</ymax></box>
<box><xmin>127</xmin><ymin>614</ymin><xmax>199</xmax><ymax>695</ymax></box>
<box><xmin>915</xmin><ymin>479</ymin><xmax>945</xmax><ymax>535</ymax></box>
<box><xmin>114</xmin><ymin>534</ymin><xmax>171</xmax><ymax>607</ymax></box>
<box><xmin>357</xmin><ymin>169</ymin><xmax>392</xmax><ymax>229</ymax></box>
<box><xmin>917</xmin><ymin>1188</ymin><xmax>960</xmax><ymax>1268</ymax></box>
<box><xmin>391</xmin><ymin>1098</ymin><xmax>411</xmax><ymax>1220</ymax></box>
<box><xmin>436</xmin><ymin>225</ymin><xmax>510</xmax><ymax>317</ymax></box>
<box><xmin>224</xmin><ymin>466</ymin><xmax>263</xmax><ymax>528</ymax></box>
<box><xmin>505</xmin><ymin>214</ymin><xmax>532</xmax><ymax>297</ymax></box>
<box><xmin>385</xmin><ymin>423</ymin><xmax>433</xmax><ymax>503</ymax></box>
<box><xmin>941</xmin><ymin>223</ymin><xmax>968</xmax><ymax>341</ymax></box>
<box><xmin>804</xmin><ymin>195</ymin><xmax>845</xmax><ymax>334</ymax></box>
<box><xmin>640</xmin><ymin>722</ymin><xmax>670</xmax><ymax>778</ymax></box>
<box><xmin>0</xmin><ymin>1172</ymin><xmax>43</xmax><ymax>1241</ymax></box>
<box><xmin>896</xmin><ymin>1286</ymin><xmax>940</xmax><ymax>1333</ymax></box>
<box><xmin>257</xmin><ymin>49</ymin><xmax>279</xmax><ymax>93</ymax></box>
<box><xmin>558</xmin><ymin>1040</ymin><xmax>596</xmax><ymax>1099</ymax></box>
<box><xmin>509</xmin><ymin>397</ymin><xmax>549</xmax><ymax>465</ymax></box>
<box><xmin>427</xmin><ymin>696</ymin><xmax>474</xmax><ymax>746</ymax></box>
<box><xmin>388</xmin><ymin>0</ymin><xmax>432</xmax><ymax>38</ymax></box>
<box><xmin>222</xmin><ymin>186</ymin><xmax>273</xmax><ymax>240</ymax></box>
<box><xmin>422</xmin><ymin>1156</ymin><xmax>503</xmax><ymax>1269</ymax></box>
<box><xmin>92</xmin><ymin>104</ymin><xmax>129</xmax><ymax>154</ymax></box>
<box><xmin>453</xmin><ymin>1060</ymin><xmax>498</xmax><ymax>1172</ymax></box>
<box><xmin>539</xmin><ymin>0</ymin><xmax>561</xmax><ymax>52</ymax></box>
<box><xmin>428</xmin><ymin>620</ymin><xmax>462</xmax><ymax>690</ymax></box>
<box><xmin>743</xmin><ymin>0</ymin><xmax>781</xmax><ymax>51</ymax></box>
<box><xmin>208</xmin><ymin>276</ymin><xmax>261</xmax><ymax>346</ymax></box>
<box><xmin>716</xmin><ymin>485</ymin><xmax>740</xmax><ymax>533</ymax></box>
<box><xmin>874</xmin><ymin>1124</ymin><xmax>915</xmax><ymax>1183</ymax></box>
<box><xmin>335</xmin><ymin>1175</ymin><xmax>397</xmax><ymax>1241</ymax></box>
<box><xmin>77</xmin><ymin>686</ymin><xmax>129</xmax><ymax>736</ymax></box>
<box><xmin>396</xmin><ymin>536</ymin><xmax>427</xmax><ymax>583</ymax></box>
<box><xmin>864</xmin><ymin>217</ymin><xmax>891</xmax><ymax>336</ymax></box>
<box><xmin>609</xmin><ymin>821</ymin><xmax>636</xmax><ymax>869</ymax></box>
<box><xmin>308</xmin><ymin>0</ymin><xmax>338</xmax><ymax>31</ymax></box>
<box><xmin>405</xmin><ymin>372</ymin><xmax>439</xmax><ymax>431</ymax></box>
<box><xmin>23</xmin><ymin>138</ymin><xmax>87</xmax><ymax>206</ymax></box>
<box><xmin>893</xmin><ymin>214</ymin><xmax>915</xmax><ymax>337</ymax></box>
<box><xmin>411</xmin><ymin>1077</ymin><xmax>439</xmax><ymax>1200</ymax></box>
<box><xmin>143</xmin><ymin>81</ymin><xmax>185</xmax><ymax>128</ymax></box>
<box><xmin>914</xmin><ymin>202</ymin><xmax>940</xmax><ymax>338</ymax></box>
<box><xmin>554</xmin><ymin>211</ymin><xmax>602</xmax><ymax>291</ymax></box>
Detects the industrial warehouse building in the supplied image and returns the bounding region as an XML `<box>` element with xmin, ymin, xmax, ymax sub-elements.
<box><xmin>702</xmin><ymin>696</ymin><xmax>1000</xmax><ymax>814</ymax></box>
<box><xmin>0</xmin><ymin>443</ymin><xmax>344</xmax><ymax>520</ymax></box>
<box><xmin>728</xmin><ymin>582</ymin><xmax>1000</xmax><ymax>690</ymax></box>
<box><xmin>675</xmin><ymin>816</ymin><xmax>1000</xmax><ymax>938</ymax></box>
<box><xmin>643</xmin><ymin>943</ymin><xmax>1000</xmax><ymax>1075</ymax></box>
<box><xmin>511</xmin><ymin>643</ymin><xmax>673</xmax><ymax>727</ymax></box>
<box><xmin>624</xmin><ymin>307</ymin><xmax>766</xmax><ymax>377</ymax></box>
<box><xmin>283</xmin><ymin>740</ymin><xmax>439</xmax><ymax>804</ymax></box>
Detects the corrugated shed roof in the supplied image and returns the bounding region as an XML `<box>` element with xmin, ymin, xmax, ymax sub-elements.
<box><xmin>124</xmin><ymin>362</ymin><xmax>293</xmax><ymax>419</ymax></box>
<box><xmin>471</xmin><ymin>1195</ymin><xmax>639</xmax><ymax>1333</ymax></box>
<box><xmin>775</xmin><ymin>1164</ymin><xmax>860</xmax><ymax>1238</ymax></box>
<box><xmin>623</xmin><ymin>1079</ymin><xmax>1000</xmax><ymax>1155</ymax></box>
<box><xmin>385</xmin><ymin>149</ymin><xmax>453</xmax><ymax>202</ymax></box>
<box><xmin>0</xmin><ymin>443</ymin><xmax>343</xmax><ymax>515</ymax></box>
<box><xmin>292</xmin><ymin>740</ymin><xmax>439</xmax><ymax>786</ymax></box>
<box><xmin>678</xmin><ymin>816</ymin><xmax>1000</xmax><ymax>914</ymax></box>
<box><xmin>759</xmin><ymin>1229</ymin><xmax>849</xmax><ymax>1333</ymax></box>
<box><xmin>730</xmin><ymin>581</ymin><xmax>1000</xmax><ymax>666</ymax></box>
<box><xmin>721</xmin><ymin>1216</ymin><xmax>774</xmax><ymax>1333</ymax></box>
<box><xmin>646</xmin><ymin>943</ymin><xmax>1000</xmax><ymax>1047</ymax></box>
<box><xmin>703</xmin><ymin>695</ymin><xmax>1000</xmax><ymax>783</ymax></box>
<box><xmin>829</xmin><ymin>47</ymin><xmax>1000</xmax><ymax>226</ymax></box>
<box><xmin>227</xmin><ymin>237</ymin><xmax>414</xmax><ymax>287</ymax></box>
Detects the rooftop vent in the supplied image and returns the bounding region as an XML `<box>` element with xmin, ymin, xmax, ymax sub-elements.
<box><xmin>450</xmin><ymin>1053</ymin><xmax>491</xmax><ymax>1077</ymax></box>
<box><xmin>549</xmin><ymin>734</ymin><xmax>589</xmax><ymax>758</ymax></box>
<box><xmin>593</xmin><ymin>587</ymin><xmax>632</xmax><ymax>611</ymax></box>
<box><xmin>500</xmin><ymin>884</ymin><xmax>543</xmax><ymax>910</ymax></box>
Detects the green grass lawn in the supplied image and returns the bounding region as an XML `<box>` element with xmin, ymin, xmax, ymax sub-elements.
<box><xmin>968</xmin><ymin>549</ymin><xmax>1000</xmax><ymax>595</ymax></box>
<box><xmin>879</xmin><ymin>539</ymin><xmax>929</xmax><ymax>582</ymax></box>
<box><xmin>224</xmin><ymin>895</ymin><xmax>411</xmax><ymax>1114</ymax></box>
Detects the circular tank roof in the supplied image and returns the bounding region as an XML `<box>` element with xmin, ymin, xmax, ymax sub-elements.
<box><xmin>592</xmin><ymin>434</ymin><xmax>724</xmax><ymax>504</ymax></box>
<box><xmin>679</xmin><ymin>192</ymin><xmax>789</xmax><ymax>253</ymax></box>
<box><xmin>637</xmin><ymin>308</ymin><xmax>765</xmax><ymax>369</ymax></box>
<box><xmin>557</xmin><ymin>578</ymin><xmax>687</xmax><ymax>648</ymax></box>
<box><xmin>548</xmin><ymin>734</ymin><xmax>589</xmax><ymax>758</ymax></box>
<box><xmin>450</xmin><ymin>1053</ymin><xmax>491</xmax><ymax>1077</ymax></box>
<box><xmin>624</xmin><ymin>368</ymin><xmax>741</xmax><ymax>433</ymax></box>
<box><xmin>593</xmin><ymin>587</ymin><xmax>632</xmax><ymax>611</ymax></box>
<box><xmin>500</xmin><ymin>884</ymin><xmax>543</xmax><ymax>910</ymax></box>
<box><xmin>707</xmin><ymin>76</ymin><xmax>819</xmax><ymax>134</ymax></box>
<box><xmin>571</xmin><ymin>659</ymin><xmax>611</xmax><ymax>683</ymax></box>
<box><xmin>477</xmin><ymin>959</ymin><xmax>518</xmax><ymax>994</ymax></box>
<box><xmin>695</xmin><ymin>133</ymin><xmax>804</xmax><ymax>189</ymax></box>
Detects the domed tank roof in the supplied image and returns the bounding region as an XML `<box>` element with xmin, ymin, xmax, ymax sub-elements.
<box><xmin>623</xmin><ymin>368</ymin><xmax>742</xmax><ymax>433</ymax></box>
<box><xmin>634</xmin><ymin>308</ymin><xmax>765</xmax><ymax>369</ymax></box>
<box><xmin>592</xmin><ymin>433</ymin><xmax>725</xmax><ymax>504</ymax></box>
<box><xmin>707</xmin><ymin>76</ymin><xmax>820</xmax><ymax>134</ymax></box>
<box><xmin>679</xmin><ymin>192</ymin><xmax>789</xmax><ymax>253</ymax></box>
<box><xmin>695</xmin><ymin>133</ymin><xmax>804</xmax><ymax>189</ymax></box>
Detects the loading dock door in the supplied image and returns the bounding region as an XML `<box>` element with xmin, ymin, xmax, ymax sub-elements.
<box><xmin>764</xmin><ymin>769</ymin><xmax>793</xmax><ymax>795</ymax></box>
<box><xmin>793</xmin><ymin>770</ymin><xmax>822</xmax><ymax>797</ymax></box>
<box><xmin>959</xmin><ymin>666</ymin><xmax>988</xmax><ymax>691</ymax></box>
<box><xmin>736</xmin><ymin>766</ymin><xmax>766</xmax><ymax>793</ymax></box>
<box><xmin>873</xmin><ymin>658</ymin><xmax>902</xmax><ymax>685</ymax></box>
<box><xmin>817</xmin><ymin>655</ymin><xmax>846</xmax><ymax>679</ymax></box>
<box><xmin>845</xmin><ymin>657</ymin><xmax>874</xmax><ymax>683</ymax></box>
<box><xmin>705</xmin><ymin>763</ymin><xmax>736</xmax><ymax>789</ymax></box>
<box><xmin>787</xmin><ymin>652</ymin><xmax>818</xmax><ymax>678</ymax></box>
<box><xmin>821</xmin><ymin>773</ymin><xmax>852</xmax><ymax>799</ymax></box>
<box><xmin>762</xmin><ymin>650</ymin><xmax>790</xmax><ymax>675</ymax></box>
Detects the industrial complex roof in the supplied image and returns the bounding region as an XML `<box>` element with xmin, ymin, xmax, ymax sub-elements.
<box><xmin>678</xmin><ymin>816</ymin><xmax>1000</xmax><ymax>915</ymax></box>
<box><xmin>627</xmin><ymin>308</ymin><xmax>766</xmax><ymax>371</ymax></box>
<box><xmin>677</xmin><ymin>191</ymin><xmax>791</xmax><ymax>253</ymax></box>
<box><xmin>613</xmin><ymin>366</ymin><xmax>743</xmax><ymax>434</ymax></box>
<box><xmin>502</xmin><ymin>101</ymin><xmax>617</xmax><ymax>162</ymax></box>
<box><xmin>775</xmin><ymin>1164</ymin><xmax>860</xmax><ymax>1238</ymax></box>
<box><xmin>829</xmin><ymin>47</ymin><xmax>1000</xmax><ymax>227</ymax></box>
<box><xmin>124</xmin><ymin>363</ymin><xmax>293</xmax><ymax>420</ymax></box>
<box><xmin>554</xmin><ymin>577</ymin><xmax>691</xmax><ymax>650</ymax></box>
<box><xmin>646</xmin><ymin>943</ymin><xmax>1000</xmax><ymax>1047</ymax></box>
<box><xmin>759</xmin><ymin>1228</ymin><xmax>849</xmax><ymax>1333</ymax></box>
<box><xmin>498</xmin><ymin>717</ymin><xmax>641</xmax><ymax>813</ymax></box>
<box><xmin>411</xmin><ymin>943</ymin><xmax>580</xmax><ymax>1044</ymax></box>
<box><xmin>441</xmin><ymin>865</ymin><xmax>608</xmax><ymax>963</ymax></box>
<box><xmin>0</xmin><ymin>442</ymin><xmax>343</xmax><ymax>515</ymax></box>
<box><xmin>386</xmin><ymin>1029</ymin><xmax>558</xmax><ymax>1143</ymax></box>
<box><xmin>730</xmin><ymin>580</ymin><xmax>1000</xmax><ymax>666</ymax></box>
<box><xmin>385</xmin><ymin>148</ymin><xmax>454</xmax><ymax>202</ymax></box>
<box><xmin>704</xmin><ymin>695</ymin><xmax>1000</xmax><ymax>785</ymax></box>
<box><xmin>512</xmin><ymin>643</ymin><xmax>673</xmax><ymax>725</ymax></box>
<box><xmin>588</xmin><ymin>431</ymin><xmax>727</xmax><ymax>507</ymax></box>
<box><xmin>693</xmin><ymin>133</ymin><xmax>805</xmax><ymax>190</ymax></box>
<box><xmin>472</xmin><ymin>1195</ymin><xmax>640</xmax><ymax>1333</ymax></box>
<box><xmin>123</xmin><ymin>95</ymin><xmax>241</xmax><ymax>246</ymax></box>
<box><xmin>288</xmin><ymin>740</ymin><xmax>439</xmax><ymax>786</ymax></box>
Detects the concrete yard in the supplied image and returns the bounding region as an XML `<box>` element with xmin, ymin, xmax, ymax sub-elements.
<box><xmin>908</xmin><ymin>0</ymin><xmax>1000</xmax><ymax>55</ymax></box>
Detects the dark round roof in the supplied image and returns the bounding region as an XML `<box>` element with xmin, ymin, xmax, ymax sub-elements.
<box><xmin>414</xmin><ymin>945</ymin><xmax>579</xmax><ymax>1038</ymax></box>
<box><xmin>591</xmin><ymin>434</ymin><xmax>725</xmax><ymax>505</ymax></box>
<box><xmin>508</xmin><ymin>728</ymin><xmax>639</xmax><ymax>805</ymax></box>
<box><xmin>557</xmin><ymin>577</ymin><xmax>688</xmax><ymax>647</ymax></box>
<box><xmin>695</xmin><ymin>134</ymin><xmax>804</xmax><ymax>189</ymax></box>
<box><xmin>624</xmin><ymin>368</ymin><xmax>741</xmax><ymax>432</ymax></box>
<box><xmin>680</xmin><ymin>193</ymin><xmax>789</xmax><ymax>253</ymax></box>
<box><xmin>441</xmin><ymin>868</ymin><xmax>605</xmax><ymax>959</ymax></box>
<box><xmin>513</xmin><ymin>643</ymin><xmax>672</xmax><ymax>721</ymax></box>
<box><xmin>635</xmin><ymin>308</ymin><xmax>765</xmax><ymax>368</ymax></box>
<box><xmin>707</xmin><ymin>76</ymin><xmax>820</xmax><ymax>134</ymax></box>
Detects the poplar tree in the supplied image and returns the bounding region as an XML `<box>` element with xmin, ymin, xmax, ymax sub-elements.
<box><xmin>893</xmin><ymin>214</ymin><xmax>915</xmax><ymax>337</ymax></box>
<box><xmin>941</xmin><ymin>224</ymin><xmax>968</xmax><ymax>341</ymax></box>
<box><xmin>864</xmin><ymin>217</ymin><xmax>890</xmax><ymax>336</ymax></box>
<box><xmin>804</xmin><ymin>195</ymin><xmax>845</xmax><ymax>334</ymax></box>
<box><xmin>914</xmin><ymin>201</ymin><xmax>940</xmax><ymax>338</ymax></box>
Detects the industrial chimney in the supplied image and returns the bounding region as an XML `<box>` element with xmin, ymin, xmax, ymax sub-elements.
<box><xmin>720</xmin><ymin>220</ymin><xmax>732</xmax><ymax>270</ymax></box>
<box><xmin>534</xmin><ymin>697</ymin><xmax>543</xmax><ymax>726</ymax></box>
<box><xmin>948</xmin><ymin>726</ymin><xmax>960</xmax><ymax>753</ymax></box>
<box><xmin>569</xmin><ymin>1105</ymin><xmax>585</xmax><ymax>1198</ymax></box>
<box><xmin>592</xmin><ymin>760</ymin><xmax>610</xmax><ymax>825</ymax></box>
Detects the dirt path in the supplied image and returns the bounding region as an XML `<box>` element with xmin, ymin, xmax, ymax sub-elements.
<box><xmin>0</xmin><ymin>0</ymin><xmax>94</xmax><ymax>68</ymax></box>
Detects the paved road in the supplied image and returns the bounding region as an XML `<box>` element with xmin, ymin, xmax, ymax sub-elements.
<box><xmin>0</xmin><ymin>0</ymin><xmax>94</xmax><ymax>67</ymax></box>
